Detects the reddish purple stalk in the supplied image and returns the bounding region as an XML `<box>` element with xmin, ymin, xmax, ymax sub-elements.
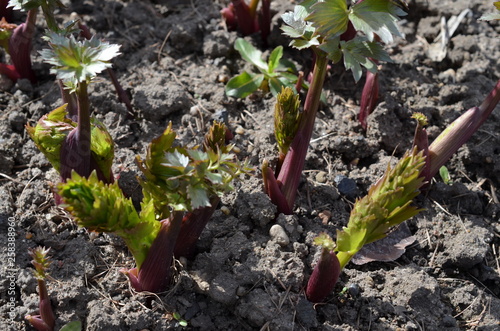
<box><xmin>306</xmin><ymin>247</ymin><xmax>341</xmax><ymax>303</ymax></box>
<box><xmin>26</xmin><ymin>279</ymin><xmax>55</xmax><ymax>331</ymax></box>
<box><xmin>269</xmin><ymin>54</ymin><xmax>328</xmax><ymax>214</ymax></box>
<box><xmin>358</xmin><ymin>69</ymin><xmax>379</xmax><ymax>130</ymax></box>
<box><xmin>173</xmin><ymin>196</ymin><xmax>220</xmax><ymax>259</ymax></box>
<box><xmin>425</xmin><ymin>78</ymin><xmax>500</xmax><ymax>182</ymax></box>
<box><xmin>231</xmin><ymin>0</ymin><xmax>259</xmax><ymax>35</ymax></box>
<box><xmin>7</xmin><ymin>9</ymin><xmax>37</xmax><ymax>83</ymax></box>
<box><xmin>123</xmin><ymin>212</ymin><xmax>183</xmax><ymax>293</ymax></box>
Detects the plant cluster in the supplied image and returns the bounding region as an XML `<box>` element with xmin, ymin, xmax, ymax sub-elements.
<box><xmin>15</xmin><ymin>0</ymin><xmax>500</xmax><ymax>327</ymax></box>
<box><xmin>57</xmin><ymin>121</ymin><xmax>251</xmax><ymax>293</ymax></box>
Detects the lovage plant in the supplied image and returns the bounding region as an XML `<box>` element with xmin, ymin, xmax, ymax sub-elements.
<box><xmin>27</xmin><ymin>31</ymin><xmax>120</xmax><ymax>195</ymax></box>
<box><xmin>306</xmin><ymin>147</ymin><xmax>426</xmax><ymax>303</ymax></box>
<box><xmin>57</xmin><ymin>122</ymin><xmax>251</xmax><ymax>293</ymax></box>
<box><xmin>262</xmin><ymin>0</ymin><xmax>407</xmax><ymax>214</ymax></box>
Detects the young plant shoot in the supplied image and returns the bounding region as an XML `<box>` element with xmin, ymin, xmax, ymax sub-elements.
<box><xmin>27</xmin><ymin>31</ymin><xmax>120</xmax><ymax>195</ymax></box>
<box><xmin>263</xmin><ymin>0</ymin><xmax>407</xmax><ymax>214</ymax></box>
<box><xmin>411</xmin><ymin>77</ymin><xmax>500</xmax><ymax>184</ymax></box>
<box><xmin>25</xmin><ymin>247</ymin><xmax>55</xmax><ymax>331</ymax></box>
<box><xmin>57</xmin><ymin>122</ymin><xmax>251</xmax><ymax>293</ymax></box>
<box><xmin>221</xmin><ymin>0</ymin><xmax>271</xmax><ymax>42</ymax></box>
<box><xmin>307</xmin><ymin>147</ymin><xmax>426</xmax><ymax>303</ymax></box>
<box><xmin>0</xmin><ymin>0</ymin><xmax>40</xmax><ymax>82</ymax></box>
<box><xmin>225</xmin><ymin>38</ymin><xmax>301</xmax><ymax>98</ymax></box>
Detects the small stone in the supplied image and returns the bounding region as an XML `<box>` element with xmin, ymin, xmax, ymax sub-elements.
<box><xmin>315</xmin><ymin>171</ymin><xmax>327</xmax><ymax>183</ymax></box>
<box><xmin>189</xmin><ymin>105</ymin><xmax>200</xmax><ymax>116</ymax></box>
<box><xmin>235</xmin><ymin>126</ymin><xmax>245</xmax><ymax>135</ymax></box>
<box><xmin>334</xmin><ymin>175</ymin><xmax>358</xmax><ymax>198</ymax></box>
<box><xmin>269</xmin><ymin>224</ymin><xmax>290</xmax><ymax>246</ymax></box>
<box><xmin>220</xmin><ymin>206</ymin><xmax>231</xmax><ymax>215</ymax></box>
<box><xmin>347</xmin><ymin>283</ymin><xmax>360</xmax><ymax>297</ymax></box>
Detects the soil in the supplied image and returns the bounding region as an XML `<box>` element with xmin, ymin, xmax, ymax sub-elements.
<box><xmin>1</xmin><ymin>0</ymin><xmax>500</xmax><ymax>330</ymax></box>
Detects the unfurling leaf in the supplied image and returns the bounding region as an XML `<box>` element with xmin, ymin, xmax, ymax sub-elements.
<box><xmin>39</xmin><ymin>31</ymin><xmax>120</xmax><ymax>91</ymax></box>
<box><xmin>58</xmin><ymin>171</ymin><xmax>160</xmax><ymax>268</ymax></box>
<box><xmin>274</xmin><ymin>86</ymin><xmax>301</xmax><ymax>156</ymax></box>
<box><xmin>336</xmin><ymin>148</ymin><xmax>426</xmax><ymax>269</ymax></box>
<box><xmin>26</xmin><ymin>104</ymin><xmax>114</xmax><ymax>182</ymax></box>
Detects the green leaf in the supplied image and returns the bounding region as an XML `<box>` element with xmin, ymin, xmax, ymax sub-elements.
<box><xmin>27</xmin><ymin>104</ymin><xmax>114</xmax><ymax>179</ymax></box>
<box><xmin>225</xmin><ymin>71</ymin><xmax>264</xmax><ymax>98</ymax></box>
<box><xmin>58</xmin><ymin>171</ymin><xmax>161</xmax><ymax>268</ymax></box>
<box><xmin>340</xmin><ymin>38</ymin><xmax>391</xmax><ymax>82</ymax></box>
<box><xmin>7</xmin><ymin>0</ymin><xmax>42</xmax><ymax>11</ymax></box>
<box><xmin>288</xmin><ymin>37</ymin><xmax>321</xmax><ymax>50</ymax></box>
<box><xmin>59</xmin><ymin>321</ymin><xmax>82</xmax><ymax>331</ymax></box>
<box><xmin>40</xmin><ymin>32</ymin><xmax>121</xmax><ymax>91</ymax></box>
<box><xmin>479</xmin><ymin>2</ymin><xmax>500</xmax><ymax>21</ymax></box>
<box><xmin>281</xmin><ymin>5</ymin><xmax>312</xmax><ymax>38</ymax></box>
<box><xmin>234</xmin><ymin>38</ymin><xmax>268</xmax><ymax>71</ymax></box>
<box><xmin>349</xmin><ymin>0</ymin><xmax>405</xmax><ymax>44</ymax></box>
<box><xmin>336</xmin><ymin>148</ymin><xmax>426</xmax><ymax>262</ymax></box>
<box><xmin>267</xmin><ymin>46</ymin><xmax>283</xmax><ymax>73</ymax></box>
<box><xmin>307</xmin><ymin>0</ymin><xmax>349</xmax><ymax>39</ymax></box>
<box><xmin>319</xmin><ymin>37</ymin><xmax>343</xmax><ymax>63</ymax></box>
<box><xmin>188</xmin><ymin>184</ymin><xmax>211</xmax><ymax>210</ymax></box>
<box><xmin>268</xmin><ymin>77</ymin><xmax>286</xmax><ymax>96</ymax></box>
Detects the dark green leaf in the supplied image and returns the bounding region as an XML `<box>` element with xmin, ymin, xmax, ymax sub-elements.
<box><xmin>307</xmin><ymin>0</ymin><xmax>349</xmax><ymax>39</ymax></box>
<box><xmin>349</xmin><ymin>0</ymin><xmax>405</xmax><ymax>44</ymax></box>
<box><xmin>234</xmin><ymin>38</ymin><xmax>267</xmax><ymax>71</ymax></box>
<box><xmin>225</xmin><ymin>72</ymin><xmax>264</xmax><ymax>98</ymax></box>
<box><xmin>268</xmin><ymin>46</ymin><xmax>283</xmax><ymax>73</ymax></box>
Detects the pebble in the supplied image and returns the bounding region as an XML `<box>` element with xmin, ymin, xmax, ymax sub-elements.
<box><xmin>235</xmin><ymin>126</ymin><xmax>245</xmax><ymax>135</ymax></box>
<box><xmin>334</xmin><ymin>175</ymin><xmax>358</xmax><ymax>197</ymax></box>
<box><xmin>220</xmin><ymin>206</ymin><xmax>231</xmax><ymax>215</ymax></box>
<box><xmin>269</xmin><ymin>224</ymin><xmax>290</xmax><ymax>246</ymax></box>
<box><xmin>315</xmin><ymin>171</ymin><xmax>327</xmax><ymax>183</ymax></box>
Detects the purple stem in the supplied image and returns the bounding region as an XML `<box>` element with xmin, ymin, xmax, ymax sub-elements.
<box><xmin>131</xmin><ymin>212</ymin><xmax>183</xmax><ymax>293</ymax></box>
<box><xmin>173</xmin><ymin>196</ymin><xmax>220</xmax><ymax>259</ymax></box>
<box><xmin>9</xmin><ymin>8</ymin><xmax>37</xmax><ymax>83</ymax></box>
<box><xmin>275</xmin><ymin>53</ymin><xmax>328</xmax><ymax>213</ymax></box>
<box><xmin>306</xmin><ymin>247</ymin><xmax>341</xmax><ymax>303</ymax></box>
<box><xmin>427</xmin><ymin>78</ymin><xmax>500</xmax><ymax>181</ymax></box>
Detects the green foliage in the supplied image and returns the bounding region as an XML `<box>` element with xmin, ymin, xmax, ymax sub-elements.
<box><xmin>281</xmin><ymin>0</ymin><xmax>406</xmax><ymax>81</ymax></box>
<box><xmin>58</xmin><ymin>171</ymin><xmax>160</xmax><ymax>268</ymax></box>
<box><xmin>59</xmin><ymin>321</ymin><xmax>82</xmax><ymax>331</ymax></box>
<box><xmin>39</xmin><ymin>31</ymin><xmax>121</xmax><ymax>92</ymax></box>
<box><xmin>226</xmin><ymin>38</ymin><xmax>300</xmax><ymax>98</ymax></box>
<box><xmin>479</xmin><ymin>1</ymin><xmax>500</xmax><ymax>21</ymax></box>
<box><xmin>439</xmin><ymin>166</ymin><xmax>452</xmax><ymax>185</ymax></box>
<box><xmin>137</xmin><ymin>122</ymin><xmax>252</xmax><ymax>219</ymax></box>
<box><xmin>274</xmin><ymin>86</ymin><xmax>301</xmax><ymax>156</ymax></box>
<box><xmin>338</xmin><ymin>37</ymin><xmax>392</xmax><ymax>82</ymax></box>
<box><xmin>313</xmin><ymin>232</ymin><xmax>336</xmax><ymax>251</ymax></box>
<box><xmin>28</xmin><ymin>247</ymin><xmax>51</xmax><ymax>280</ymax></box>
<box><xmin>348</xmin><ymin>0</ymin><xmax>405</xmax><ymax>44</ymax></box>
<box><xmin>26</xmin><ymin>104</ymin><xmax>114</xmax><ymax>180</ymax></box>
<box><xmin>336</xmin><ymin>148</ymin><xmax>425</xmax><ymax>265</ymax></box>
